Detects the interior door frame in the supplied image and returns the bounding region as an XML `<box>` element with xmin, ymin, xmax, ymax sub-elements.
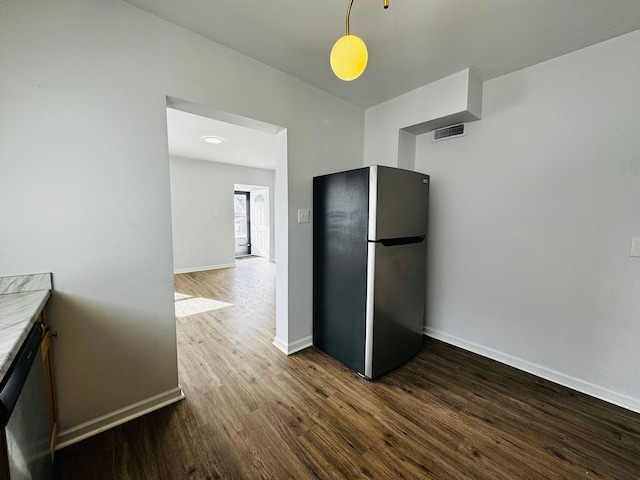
<box><xmin>166</xmin><ymin>96</ymin><xmax>291</xmax><ymax>356</ymax></box>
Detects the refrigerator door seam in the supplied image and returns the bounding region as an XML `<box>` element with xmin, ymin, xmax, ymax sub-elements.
<box><xmin>364</xmin><ymin>242</ymin><xmax>376</xmax><ymax>378</ymax></box>
<box><xmin>368</xmin><ymin>166</ymin><xmax>378</xmax><ymax>241</ymax></box>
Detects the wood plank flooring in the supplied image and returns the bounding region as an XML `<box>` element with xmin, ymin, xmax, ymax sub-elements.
<box><xmin>54</xmin><ymin>257</ymin><xmax>640</xmax><ymax>479</ymax></box>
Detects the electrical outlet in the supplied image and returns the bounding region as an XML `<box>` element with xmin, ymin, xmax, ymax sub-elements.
<box><xmin>630</xmin><ymin>238</ymin><xmax>640</xmax><ymax>257</ymax></box>
<box><xmin>184</xmin><ymin>252</ymin><xmax>190</xmax><ymax>260</ymax></box>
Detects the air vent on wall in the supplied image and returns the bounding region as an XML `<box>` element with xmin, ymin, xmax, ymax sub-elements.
<box><xmin>432</xmin><ymin>123</ymin><xmax>466</xmax><ymax>142</ymax></box>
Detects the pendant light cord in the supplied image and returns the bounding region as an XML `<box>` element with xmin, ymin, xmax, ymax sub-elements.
<box><xmin>345</xmin><ymin>0</ymin><xmax>388</xmax><ymax>35</ymax></box>
<box><xmin>346</xmin><ymin>0</ymin><xmax>354</xmax><ymax>35</ymax></box>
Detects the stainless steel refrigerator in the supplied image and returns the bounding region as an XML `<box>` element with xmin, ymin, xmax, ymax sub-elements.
<box><xmin>313</xmin><ymin>165</ymin><xmax>429</xmax><ymax>379</ymax></box>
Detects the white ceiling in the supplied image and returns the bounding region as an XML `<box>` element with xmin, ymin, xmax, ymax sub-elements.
<box><xmin>153</xmin><ymin>1</ymin><xmax>640</xmax><ymax>168</ymax></box>
<box><xmin>166</xmin><ymin>108</ymin><xmax>276</xmax><ymax>169</ymax></box>
<box><xmin>128</xmin><ymin>0</ymin><xmax>640</xmax><ymax>109</ymax></box>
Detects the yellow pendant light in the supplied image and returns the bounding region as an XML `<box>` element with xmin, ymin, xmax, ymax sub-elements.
<box><xmin>330</xmin><ymin>35</ymin><xmax>368</xmax><ymax>81</ymax></box>
<box><xmin>330</xmin><ymin>0</ymin><xmax>389</xmax><ymax>81</ymax></box>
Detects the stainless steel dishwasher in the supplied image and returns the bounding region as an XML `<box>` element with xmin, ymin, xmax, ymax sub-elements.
<box><xmin>0</xmin><ymin>323</ymin><xmax>53</xmax><ymax>479</ymax></box>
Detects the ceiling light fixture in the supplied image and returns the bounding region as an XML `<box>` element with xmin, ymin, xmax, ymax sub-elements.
<box><xmin>330</xmin><ymin>0</ymin><xmax>389</xmax><ymax>81</ymax></box>
<box><xmin>202</xmin><ymin>136</ymin><xmax>225</xmax><ymax>145</ymax></box>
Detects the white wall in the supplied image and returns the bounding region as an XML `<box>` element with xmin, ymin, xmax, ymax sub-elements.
<box><xmin>169</xmin><ymin>156</ymin><xmax>275</xmax><ymax>272</ymax></box>
<box><xmin>0</xmin><ymin>0</ymin><xmax>363</xmax><ymax>446</ymax></box>
<box><xmin>414</xmin><ymin>31</ymin><xmax>640</xmax><ymax>411</ymax></box>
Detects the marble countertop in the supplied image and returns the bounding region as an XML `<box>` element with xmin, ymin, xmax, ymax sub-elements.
<box><xmin>0</xmin><ymin>273</ymin><xmax>52</xmax><ymax>380</ymax></box>
<box><xmin>0</xmin><ymin>272</ymin><xmax>52</xmax><ymax>295</ymax></box>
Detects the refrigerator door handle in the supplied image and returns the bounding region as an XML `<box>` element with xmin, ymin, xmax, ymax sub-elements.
<box><xmin>377</xmin><ymin>236</ymin><xmax>425</xmax><ymax>247</ymax></box>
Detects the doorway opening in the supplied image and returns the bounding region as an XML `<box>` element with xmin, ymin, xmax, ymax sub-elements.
<box><xmin>234</xmin><ymin>190</ymin><xmax>251</xmax><ymax>257</ymax></box>
<box><xmin>234</xmin><ymin>184</ymin><xmax>270</xmax><ymax>260</ymax></box>
<box><xmin>165</xmin><ymin>96</ymin><xmax>289</xmax><ymax>363</ymax></box>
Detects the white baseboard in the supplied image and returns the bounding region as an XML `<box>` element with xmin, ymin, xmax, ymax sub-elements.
<box><xmin>272</xmin><ymin>335</ymin><xmax>313</xmax><ymax>355</ymax></box>
<box><xmin>56</xmin><ymin>386</ymin><xmax>185</xmax><ymax>450</ymax></box>
<box><xmin>425</xmin><ymin>327</ymin><xmax>640</xmax><ymax>414</ymax></box>
<box><xmin>174</xmin><ymin>263</ymin><xmax>235</xmax><ymax>274</ymax></box>
<box><xmin>272</xmin><ymin>336</ymin><xmax>287</xmax><ymax>354</ymax></box>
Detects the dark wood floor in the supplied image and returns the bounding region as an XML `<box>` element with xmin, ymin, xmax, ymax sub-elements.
<box><xmin>55</xmin><ymin>257</ymin><xmax>640</xmax><ymax>479</ymax></box>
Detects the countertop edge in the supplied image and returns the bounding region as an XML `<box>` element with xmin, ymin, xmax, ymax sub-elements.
<box><xmin>0</xmin><ymin>289</ymin><xmax>51</xmax><ymax>380</ymax></box>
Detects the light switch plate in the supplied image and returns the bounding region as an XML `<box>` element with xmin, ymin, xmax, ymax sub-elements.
<box><xmin>297</xmin><ymin>208</ymin><xmax>310</xmax><ymax>223</ymax></box>
<box><xmin>631</xmin><ymin>238</ymin><xmax>640</xmax><ymax>257</ymax></box>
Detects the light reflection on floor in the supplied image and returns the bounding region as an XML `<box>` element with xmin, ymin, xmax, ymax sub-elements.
<box><xmin>174</xmin><ymin>292</ymin><xmax>234</xmax><ymax>317</ymax></box>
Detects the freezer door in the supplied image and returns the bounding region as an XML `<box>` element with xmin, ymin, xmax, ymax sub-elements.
<box><xmin>365</xmin><ymin>238</ymin><xmax>426</xmax><ymax>379</ymax></box>
<box><xmin>369</xmin><ymin>166</ymin><xmax>429</xmax><ymax>241</ymax></box>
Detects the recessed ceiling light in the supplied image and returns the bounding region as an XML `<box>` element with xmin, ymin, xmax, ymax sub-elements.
<box><xmin>202</xmin><ymin>136</ymin><xmax>225</xmax><ymax>145</ymax></box>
